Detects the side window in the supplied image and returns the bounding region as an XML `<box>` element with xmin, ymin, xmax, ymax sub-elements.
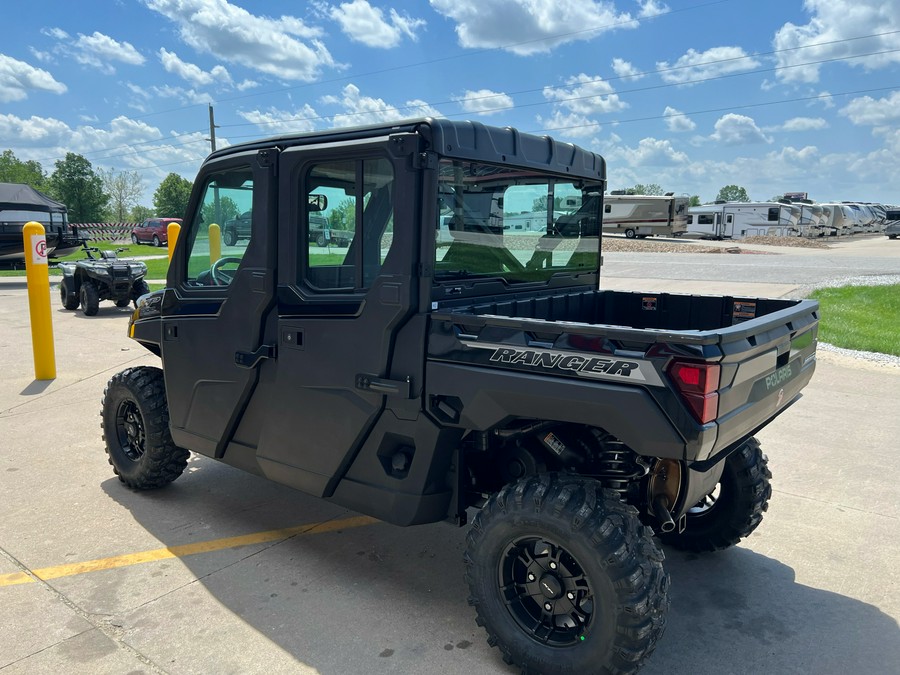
<box><xmin>604</xmin><ymin>204</ymin><xmax>611</xmax><ymax>213</ymax></box>
<box><xmin>302</xmin><ymin>157</ymin><xmax>394</xmax><ymax>292</ymax></box>
<box><xmin>768</xmin><ymin>207</ymin><xmax>779</xmax><ymax>222</ymax></box>
<box><xmin>698</xmin><ymin>214</ymin><xmax>713</xmax><ymax>225</ymax></box>
<box><xmin>184</xmin><ymin>167</ymin><xmax>254</xmax><ymax>286</ymax></box>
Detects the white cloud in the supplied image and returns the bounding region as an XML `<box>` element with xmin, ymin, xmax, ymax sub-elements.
<box><xmin>611</xmin><ymin>58</ymin><xmax>643</xmax><ymax>81</ymax></box>
<box><xmin>0</xmin><ymin>54</ymin><xmax>67</xmax><ymax>102</ymax></box>
<box><xmin>657</xmin><ymin>46</ymin><xmax>760</xmax><ymax>85</ymax></box>
<box><xmin>710</xmin><ymin>114</ymin><xmax>772</xmax><ymax>145</ymax></box>
<box><xmin>320</xmin><ymin>84</ymin><xmax>442</xmax><ymax>127</ymax></box>
<box><xmin>429</xmin><ymin>0</ymin><xmax>638</xmax><ymax>55</ymax></box>
<box><xmin>328</xmin><ymin>0</ymin><xmax>425</xmax><ymax>48</ymax></box>
<box><xmin>638</xmin><ymin>0</ymin><xmax>669</xmax><ymax>17</ymax></box>
<box><xmin>663</xmin><ymin>106</ymin><xmax>696</xmax><ymax>132</ymax></box>
<box><xmin>145</xmin><ymin>0</ymin><xmax>338</xmax><ymax>82</ymax></box>
<box><xmin>779</xmin><ymin>116</ymin><xmax>828</xmax><ymax>132</ymax></box>
<box><xmin>773</xmin><ymin>0</ymin><xmax>900</xmax><ymax>84</ymax></box>
<box><xmin>71</xmin><ymin>32</ymin><xmax>145</xmax><ymax>74</ymax></box>
<box><xmin>456</xmin><ymin>89</ymin><xmax>513</xmax><ymax>116</ymax></box>
<box><xmin>236</xmin><ymin>79</ymin><xmax>259</xmax><ymax>91</ymax></box>
<box><xmin>543</xmin><ymin>73</ymin><xmax>628</xmax><ymax>116</ymax></box>
<box><xmin>158</xmin><ymin>49</ymin><xmax>232</xmax><ymax>87</ymax></box>
<box><xmin>535</xmin><ymin>110</ymin><xmax>599</xmax><ymax>139</ymax></box>
<box><xmin>41</xmin><ymin>27</ymin><xmax>70</xmax><ymax>41</ymax></box>
<box><xmin>151</xmin><ymin>84</ymin><xmax>214</xmax><ymax>106</ymax></box>
<box><xmin>238</xmin><ymin>105</ymin><xmax>320</xmax><ymax>134</ymax></box>
<box><xmin>839</xmin><ymin>91</ymin><xmax>900</xmax><ymax>126</ymax></box>
<box><xmin>629</xmin><ymin>137</ymin><xmax>689</xmax><ymax>166</ymax></box>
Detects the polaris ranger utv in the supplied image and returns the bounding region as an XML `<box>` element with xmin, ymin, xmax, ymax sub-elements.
<box><xmin>101</xmin><ymin>118</ymin><xmax>817</xmax><ymax>674</ymax></box>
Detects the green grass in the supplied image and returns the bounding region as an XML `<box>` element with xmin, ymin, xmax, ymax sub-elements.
<box><xmin>0</xmin><ymin>241</ymin><xmax>169</xmax><ymax>278</ymax></box>
<box><xmin>810</xmin><ymin>284</ymin><xmax>900</xmax><ymax>356</ymax></box>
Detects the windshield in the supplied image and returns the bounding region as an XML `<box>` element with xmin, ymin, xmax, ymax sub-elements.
<box><xmin>434</xmin><ymin>159</ymin><xmax>600</xmax><ymax>284</ymax></box>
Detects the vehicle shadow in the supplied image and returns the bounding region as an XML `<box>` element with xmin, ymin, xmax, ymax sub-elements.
<box><xmin>102</xmin><ymin>460</ymin><xmax>900</xmax><ymax>675</ymax></box>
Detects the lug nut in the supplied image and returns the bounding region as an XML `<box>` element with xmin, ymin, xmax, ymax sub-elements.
<box><xmin>549</xmin><ymin>561</ymin><xmax>557</xmax><ymax>570</ymax></box>
<box><xmin>567</xmin><ymin>592</ymin><xmax>575</xmax><ymax>600</ymax></box>
<box><xmin>527</xmin><ymin>573</ymin><xmax>535</xmax><ymax>582</ymax></box>
<box><xmin>544</xmin><ymin>602</ymin><xmax>552</xmax><ymax>611</ymax></box>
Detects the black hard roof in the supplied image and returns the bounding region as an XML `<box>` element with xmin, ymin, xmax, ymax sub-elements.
<box><xmin>207</xmin><ymin>118</ymin><xmax>606</xmax><ymax>184</ymax></box>
<box><xmin>0</xmin><ymin>183</ymin><xmax>67</xmax><ymax>213</ymax></box>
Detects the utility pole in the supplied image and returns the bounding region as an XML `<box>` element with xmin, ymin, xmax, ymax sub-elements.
<box><xmin>208</xmin><ymin>104</ymin><xmax>218</xmax><ymax>153</ymax></box>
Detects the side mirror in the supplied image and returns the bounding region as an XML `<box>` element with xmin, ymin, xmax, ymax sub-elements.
<box><xmin>309</xmin><ymin>194</ymin><xmax>328</xmax><ymax>212</ymax></box>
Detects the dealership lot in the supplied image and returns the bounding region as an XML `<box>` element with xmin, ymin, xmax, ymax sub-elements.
<box><xmin>1</xmin><ymin>239</ymin><xmax>898</xmax><ymax>674</ymax></box>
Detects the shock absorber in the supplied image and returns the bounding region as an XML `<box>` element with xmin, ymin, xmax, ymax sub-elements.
<box><xmin>590</xmin><ymin>431</ymin><xmax>650</xmax><ymax>499</ymax></box>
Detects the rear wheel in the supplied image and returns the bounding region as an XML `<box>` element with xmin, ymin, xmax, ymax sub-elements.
<box><xmin>316</xmin><ymin>233</ymin><xmax>327</xmax><ymax>247</ymax></box>
<box><xmin>59</xmin><ymin>278</ymin><xmax>79</xmax><ymax>310</ymax></box>
<box><xmin>624</xmin><ymin>228</ymin><xmax>636</xmax><ymax>239</ymax></box>
<box><xmin>465</xmin><ymin>474</ymin><xmax>669</xmax><ymax>674</ymax></box>
<box><xmin>659</xmin><ymin>438</ymin><xmax>771</xmax><ymax>552</ymax></box>
<box><xmin>223</xmin><ymin>228</ymin><xmax>237</xmax><ymax>246</ymax></box>
<box><xmin>115</xmin><ymin>296</ymin><xmax>132</xmax><ymax>307</ymax></box>
<box><xmin>101</xmin><ymin>366</ymin><xmax>189</xmax><ymax>489</ymax></box>
<box><xmin>79</xmin><ymin>281</ymin><xmax>100</xmax><ymax>316</ymax></box>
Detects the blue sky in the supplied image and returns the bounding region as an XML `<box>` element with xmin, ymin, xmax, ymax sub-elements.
<box><xmin>2</xmin><ymin>0</ymin><xmax>899</xmax><ymax>207</ymax></box>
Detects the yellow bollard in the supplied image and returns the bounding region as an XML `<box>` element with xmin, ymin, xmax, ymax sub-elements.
<box><xmin>208</xmin><ymin>223</ymin><xmax>221</xmax><ymax>265</ymax></box>
<box><xmin>22</xmin><ymin>221</ymin><xmax>56</xmax><ymax>380</ymax></box>
<box><xmin>167</xmin><ymin>221</ymin><xmax>181</xmax><ymax>261</ymax></box>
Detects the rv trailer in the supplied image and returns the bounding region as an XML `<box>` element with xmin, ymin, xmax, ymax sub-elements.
<box><xmin>685</xmin><ymin>202</ymin><xmax>801</xmax><ymax>240</ymax></box>
<box><xmin>599</xmin><ymin>193</ymin><xmax>689</xmax><ymax>238</ymax></box>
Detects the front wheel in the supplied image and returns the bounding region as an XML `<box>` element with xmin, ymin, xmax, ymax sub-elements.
<box><xmin>101</xmin><ymin>366</ymin><xmax>189</xmax><ymax>489</ymax></box>
<box><xmin>624</xmin><ymin>228</ymin><xmax>636</xmax><ymax>239</ymax></box>
<box><xmin>131</xmin><ymin>279</ymin><xmax>150</xmax><ymax>306</ymax></box>
<box><xmin>658</xmin><ymin>437</ymin><xmax>771</xmax><ymax>552</ymax></box>
<box><xmin>465</xmin><ymin>474</ymin><xmax>669</xmax><ymax>674</ymax></box>
<box><xmin>131</xmin><ymin>233</ymin><xmax>139</xmax><ymax>245</ymax></box>
<box><xmin>152</xmin><ymin>234</ymin><xmax>161</xmax><ymax>247</ymax></box>
<box><xmin>223</xmin><ymin>228</ymin><xmax>237</xmax><ymax>246</ymax></box>
<box><xmin>79</xmin><ymin>281</ymin><xmax>99</xmax><ymax>316</ymax></box>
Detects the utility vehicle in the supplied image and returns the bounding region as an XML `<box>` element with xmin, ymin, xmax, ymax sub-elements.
<box><xmin>101</xmin><ymin>118</ymin><xmax>818</xmax><ymax>674</ymax></box>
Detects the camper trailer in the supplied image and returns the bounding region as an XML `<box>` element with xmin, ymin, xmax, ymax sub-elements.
<box><xmin>819</xmin><ymin>203</ymin><xmax>855</xmax><ymax>236</ymax></box>
<box><xmin>685</xmin><ymin>202</ymin><xmax>800</xmax><ymax>240</ymax></box>
<box><xmin>598</xmin><ymin>193</ymin><xmax>689</xmax><ymax>238</ymax></box>
<box><xmin>556</xmin><ymin>193</ymin><xmax>688</xmax><ymax>238</ymax></box>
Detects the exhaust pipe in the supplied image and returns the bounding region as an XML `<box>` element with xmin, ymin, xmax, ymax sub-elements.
<box><xmin>652</xmin><ymin>495</ymin><xmax>676</xmax><ymax>533</ymax></box>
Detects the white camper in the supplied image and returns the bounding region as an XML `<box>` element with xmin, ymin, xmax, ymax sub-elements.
<box><xmin>819</xmin><ymin>203</ymin><xmax>855</xmax><ymax>236</ymax></box>
<box><xmin>685</xmin><ymin>202</ymin><xmax>800</xmax><ymax>239</ymax></box>
<box><xmin>598</xmin><ymin>193</ymin><xmax>689</xmax><ymax>238</ymax></box>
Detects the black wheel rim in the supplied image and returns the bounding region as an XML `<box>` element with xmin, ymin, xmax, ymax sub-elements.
<box><xmin>115</xmin><ymin>400</ymin><xmax>146</xmax><ymax>461</ymax></box>
<box><xmin>499</xmin><ymin>537</ymin><xmax>594</xmax><ymax>647</ymax></box>
<box><xmin>686</xmin><ymin>483</ymin><xmax>722</xmax><ymax>517</ymax></box>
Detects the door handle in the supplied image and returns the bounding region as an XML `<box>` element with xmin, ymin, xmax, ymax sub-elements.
<box><xmin>356</xmin><ymin>374</ymin><xmax>411</xmax><ymax>398</ymax></box>
<box><xmin>235</xmin><ymin>344</ymin><xmax>276</xmax><ymax>369</ymax></box>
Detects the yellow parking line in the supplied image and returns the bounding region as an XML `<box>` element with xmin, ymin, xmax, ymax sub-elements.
<box><xmin>0</xmin><ymin>515</ymin><xmax>378</xmax><ymax>588</ymax></box>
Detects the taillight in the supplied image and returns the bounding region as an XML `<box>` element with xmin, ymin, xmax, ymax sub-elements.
<box><xmin>668</xmin><ymin>361</ymin><xmax>720</xmax><ymax>424</ymax></box>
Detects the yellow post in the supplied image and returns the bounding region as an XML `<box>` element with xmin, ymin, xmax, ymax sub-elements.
<box><xmin>22</xmin><ymin>221</ymin><xmax>56</xmax><ymax>380</ymax></box>
<box><xmin>167</xmin><ymin>221</ymin><xmax>181</xmax><ymax>261</ymax></box>
<box><xmin>208</xmin><ymin>223</ymin><xmax>221</xmax><ymax>265</ymax></box>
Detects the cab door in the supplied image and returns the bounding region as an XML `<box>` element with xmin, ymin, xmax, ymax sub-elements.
<box><xmin>159</xmin><ymin>149</ymin><xmax>277</xmax><ymax>458</ymax></box>
<box><xmin>252</xmin><ymin>138</ymin><xmax>421</xmax><ymax>497</ymax></box>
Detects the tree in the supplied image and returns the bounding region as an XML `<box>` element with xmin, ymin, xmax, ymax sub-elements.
<box><xmin>532</xmin><ymin>195</ymin><xmax>565</xmax><ymax>212</ymax></box>
<box><xmin>101</xmin><ymin>168</ymin><xmax>144</xmax><ymax>221</ymax></box>
<box><xmin>0</xmin><ymin>150</ymin><xmax>47</xmax><ymax>190</ymax></box>
<box><xmin>153</xmin><ymin>173</ymin><xmax>193</xmax><ymax>218</ymax></box>
<box><xmin>328</xmin><ymin>198</ymin><xmax>356</xmax><ymax>231</ymax></box>
<box><xmin>689</xmin><ymin>195</ymin><xmax>701</xmax><ymax>207</ymax></box>
<box><xmin>48</xmin><ymin>153</ymin><xmax>109</xmax><ymax>222</ymax></box>
<box><xmin>715</xmin><ymin>185</ymin><xmax>750</xmax><ymax>202</ymax></box>
<box><xmin>632</xmin><ymin>183</ymin><xmax>664</xmax><ymax>196</ymax></box>
<box><xmin>129</xmin><ymin>205</ymin><xmax>155</xmax><ymax>222</ymax></box>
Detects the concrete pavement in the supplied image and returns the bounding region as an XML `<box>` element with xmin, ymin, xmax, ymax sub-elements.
<box><xmin>1</xmin><ymin>246</ymin><xmax>898</xmax><ymax>674</ymax></box>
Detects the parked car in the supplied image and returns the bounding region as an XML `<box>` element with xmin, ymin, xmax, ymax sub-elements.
<box><xmin>223</xmin><ymin>211</ymin><xmax>251</xmax><ymax>246</ymax></box>
<box><xmin>131</xmin><ymin>218</ymin><xmax>182</xmax><ymax>246</ymax></box>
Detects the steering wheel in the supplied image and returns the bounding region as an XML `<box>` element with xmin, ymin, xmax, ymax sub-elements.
<box><xmin>210</xmin><ymin>256</ymin><xmax>242</xmax><ymax>285</ymax></box>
